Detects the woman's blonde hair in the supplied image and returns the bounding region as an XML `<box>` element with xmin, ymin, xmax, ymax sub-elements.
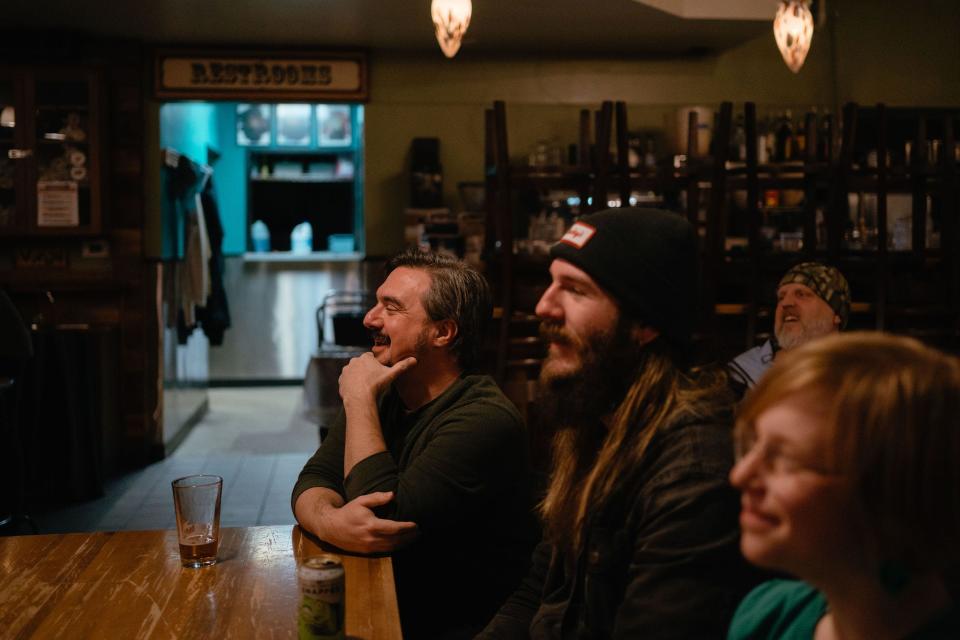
<box><xmin>736</xmin><ymin>331</ymin><xmax>960</xmax><ymax>572</ymax></box>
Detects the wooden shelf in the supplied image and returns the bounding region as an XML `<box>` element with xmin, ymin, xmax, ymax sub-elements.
<box><xmin>0</xmin><ymin>269</ymin><xmax>129</xmax><ymax>291</ymax></box>
<box><xmin>37</xmin><ymin>137</ymin><xmax>89</xmax><ymax>145</ymax></box>
<box><xmin>250</xmin><ymin>175</ymin><xmax>353</xmax><ymax>184</ymax></box>
<box><xmin>484</xmin><ymin>99</ymin><xmax>960</xmax><ymax>366</ymax></box>
<box><xmin>242</xmin><ymin>250</ymin><xmax>362</xmax><ymax>263</ymax></box>
<box><xmin>36</xmin><ymin>104</ymin><xmax>89</xmax><ymax>111</ymax></box>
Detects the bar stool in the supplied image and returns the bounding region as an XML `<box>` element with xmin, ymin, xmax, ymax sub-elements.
<box><xmin>304</xmin><ymin>290</ymin><xmax>375</xmax><ymax>442</ymax></box>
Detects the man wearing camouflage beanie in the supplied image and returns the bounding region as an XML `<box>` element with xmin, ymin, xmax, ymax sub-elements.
<box><xmin>728</xmin><ymin>261</ymin><xmax>851</xmax><ymax>396</ymax></box>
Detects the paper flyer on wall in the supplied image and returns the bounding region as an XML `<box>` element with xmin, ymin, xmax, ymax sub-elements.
<box><xmin>37</xmin><ymin>181</ymin><xmax>79</xmax><ymax>227</ymax></box>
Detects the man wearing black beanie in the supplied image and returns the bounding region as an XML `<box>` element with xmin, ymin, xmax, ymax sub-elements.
<box><xmin>478</xmin><ymin>208</ymin><xmax>758</xmax><ymax>639</ymax></box>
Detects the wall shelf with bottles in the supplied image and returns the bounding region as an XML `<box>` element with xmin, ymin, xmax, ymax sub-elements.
<box><xmin>247</xmin><ymin>150</ymin><xmax>358</xmax><ymax>254</ymax></box>
<box><xmin>485</xmin><ymin>99</ymin><xmax>960</xmax><ymax>378</ymax></box>
<box><xmin>241</xmin><ymin>103</ymin><xmax>363</xmax><ymax>256</ymax></box>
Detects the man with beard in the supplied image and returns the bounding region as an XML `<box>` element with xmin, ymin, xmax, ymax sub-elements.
<box><xmin>728</xmin><ymin>262</ymin><xmax>850</xmax><ymax>396</ymax></box>
<box><xmin>478</xmin><ymin>208</ymin><xmax>758</xmax><ymax>639</ymax></box>
<box><xmin>293</xmin><ymin>248</ymin><xmax>536</xmax><ymax>639</ymax></box>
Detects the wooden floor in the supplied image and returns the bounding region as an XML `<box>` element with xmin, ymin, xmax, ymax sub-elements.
<box><xmin>29</xmin><ymin>387</ymin><xmax>322</xmax><ymax>535</ymax></box>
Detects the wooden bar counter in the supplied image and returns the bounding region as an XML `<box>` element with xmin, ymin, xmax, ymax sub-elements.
<box><xmin>0</xmin><ymin>525</ymin><xmax>401</xmax><ymax>639</ymax></box>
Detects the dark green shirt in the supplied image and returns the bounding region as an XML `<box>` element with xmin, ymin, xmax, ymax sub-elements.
<box><xmin>292</xmin><ymin>374</ymin><xmax>537</xmax><ymax>638</ymax></box>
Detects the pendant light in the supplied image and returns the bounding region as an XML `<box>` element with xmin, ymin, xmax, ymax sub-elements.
<box><xmin>773</xmin><ymin>0</ymin><xmax>814</xmax><ymax>73</ymax></box>
<box><xmin>431</xmin><ymin>0</ymin><xmax>472</xmax><ymax>58</ymax></box>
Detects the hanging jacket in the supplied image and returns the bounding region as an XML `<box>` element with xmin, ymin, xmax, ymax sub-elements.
<box><xmin>194</xmin><ymin>177</ymin><xmax>231</xmax><ymax>345</ymax></box>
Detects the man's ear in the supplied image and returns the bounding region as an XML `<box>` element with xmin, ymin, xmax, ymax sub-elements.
<box><xmin>432</xmin><ymin>319</ymin><xmax>458</xmax><ymax>348</ymax></box>
<box><xmin>629</xmin><ymin>323</ymin><xmax>660</xmax><ymax>346</ymax></box>
<box><xmin>833</xmin><ymin>314</ymin><xmax>842</xmax><ymax>330</ymax></box>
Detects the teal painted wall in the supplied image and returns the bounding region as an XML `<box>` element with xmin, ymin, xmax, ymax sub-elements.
<box><xmin>159</xmin><ymin>102</ymin><xmax>219</xmax><ymax>165</ymax></box>
<box><xmin>214</xmin><ymin>103</ymin><xmax>247</xmax><ymax>256</ymax></box>
<box><xmin>157</xmin><ymin>102</ymin><xmax>255</xmax><ymax>256</ymax></box>
<box><xmin>157</xmin><ymin>102</ymin><xmax>219</xmax><ymax>259</ymax></box>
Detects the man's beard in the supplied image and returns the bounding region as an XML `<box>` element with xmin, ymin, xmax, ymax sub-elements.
<box><xmin>371</xmin><ymin>326</ymin><xmax>431</xmax><ymax>366</ymax></box>
<box><xmin>537</xmin><ymin>316</ymin><xmax>642</xmax><ymax>430</ymax></box>
<box><xmin>775</xmin><ymin>313</ymin><xmax>835</xmax><ymax>350</ymax></box>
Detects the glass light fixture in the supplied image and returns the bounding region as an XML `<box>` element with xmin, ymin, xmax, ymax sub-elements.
<box><xmin>773</xmin><ymin>0</ymin><xmax>814</xmax><ymax>73</ymax></box>
<box><xmin>0</xmin><ymin>105</ymin><xmax>14</xmax><ymax>128</ymax></box>
<box><xmin>431</xmin><ymin>0</ymin><xmax>472</xmax><ymax>58</ymax></box>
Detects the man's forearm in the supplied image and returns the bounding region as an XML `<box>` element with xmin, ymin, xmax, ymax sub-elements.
<box><xmin>294</xmin><ymin>486</ymin><xmax>419</xmax><ymax>554</ymax></box>
<box><xmin>343</xmin><ymin>396</ymin><xmax>388</xmax><ymax>477</ymax></box>
<box><xmin>338</xmin><ymin>352</ymin><xmax>416</xmax><ymax>478</ymax></box>
<box><xmin>294</xmin><ymin>486</ymin><xmax>346</xmax><ymax>538</ymax></box>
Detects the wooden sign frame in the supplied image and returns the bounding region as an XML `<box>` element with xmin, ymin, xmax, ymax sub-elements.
<box><xmin>154</xmin><ymin>48</ymin><xmax>368</xmax><ymax>102</ymax></box>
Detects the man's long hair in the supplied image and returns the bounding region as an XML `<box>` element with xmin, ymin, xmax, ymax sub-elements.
<box><xmin>539</xmin><ymin>336</ymin><xmax>730</xmax><ymax>554</ymax></box>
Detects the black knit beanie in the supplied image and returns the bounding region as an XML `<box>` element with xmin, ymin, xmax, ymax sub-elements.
<box><xmin>550</xmin><ymin>208</ymin><xmax>699</xmax><ymax>344</ymax></box>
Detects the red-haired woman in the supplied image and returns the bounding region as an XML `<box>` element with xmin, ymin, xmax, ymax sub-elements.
<box><xmin>728</xmin><ymin>332</ymin><xmax>960</xmax><ymax>639</ymax></box>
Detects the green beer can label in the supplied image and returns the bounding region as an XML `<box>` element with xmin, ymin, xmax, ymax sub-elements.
<box><xmin>297</xmin><ymin>554</ymin><xmax>345</xmax><ymax>640</ymax></box>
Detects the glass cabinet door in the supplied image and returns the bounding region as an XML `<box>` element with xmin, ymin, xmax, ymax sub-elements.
<box><xmin>34</xmin><ymin>78</ymin><xmax>93</xmax><ymax>229</ymax></box>
<box><xmin>0</xmin><ymin>68</ymin><xmax>99</xmax><ymax>235</ymax></box>
<box><xmin>0</xmin><ymin>76</ymin><xmax>17</xmax><ymax>230</ymax></box>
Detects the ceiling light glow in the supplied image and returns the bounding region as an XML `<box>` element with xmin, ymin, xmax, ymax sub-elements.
<box><xmin>773</xmin><ymin>0</ymin><xmax>814</xmax><ymax>73</ymax></box>
<box><xmin>431</xmin><ymin>0</ymin><xmax>472</xmax><ymax>58</ymax></box>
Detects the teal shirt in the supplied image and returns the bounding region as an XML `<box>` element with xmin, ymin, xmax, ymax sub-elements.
<box><xmin>728</xmin><ymin>580</ymin><xmax>827</xmax><ymax>640</ymax></box>
<box><xmin>728</xmin><ymin>580</ymin><xmax>960</xmax><ymax>640</ymax></box>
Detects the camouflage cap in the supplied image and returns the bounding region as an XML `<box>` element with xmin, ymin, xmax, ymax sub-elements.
<box><xmin>778</xmin><ymin>262</ymin><xmax>851</xmax><ymax>329</ymax></box>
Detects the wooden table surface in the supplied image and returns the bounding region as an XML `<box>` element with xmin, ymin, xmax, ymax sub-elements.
<box><xmin>0</xmin><ymin>525</ymin><xmax>401</xmax><ymax>639</ymax></box>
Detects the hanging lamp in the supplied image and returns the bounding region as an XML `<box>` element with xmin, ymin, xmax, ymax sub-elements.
<box><xmin>431</xmin><ymin>0</ymin><xmax>472</xmax><ymax>58</ymax></box>
<box><xmin>773</xmin><ymin>0</ymin><xmax>814</xmax><ymax>73</ymax></box>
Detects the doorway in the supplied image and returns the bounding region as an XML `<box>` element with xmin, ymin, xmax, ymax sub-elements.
<box><xmin>157</xmin><ymin>100</ymin><xmax>373</xmax><ymax>383</ymax></box>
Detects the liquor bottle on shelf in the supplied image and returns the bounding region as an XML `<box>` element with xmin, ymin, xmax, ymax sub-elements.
<box><xmin>775</xmin><ymin>110</ymin><xmax>795</xmax><ymax>162</ymax></box>
<box><xmin>757</xmin><ymin>114</ymin><xmax>771</xmax><ymax>165</ymax></box>
<box><xmin>818</xmin><ymin>111</ymin><xmax>833</xmax><ymax>162</ymax></box>
<box><xmin>411</xmin><ymin>137</ymin><xmax>443</xmax><ymax>208</ymax></box>
<box><xmin>730</xmin><ymin>114</ymin><xmax>746</xmax><ymax>162</ymax></box>
<box><xmin>765</xmin><ymin>113</ymin><xmax>777</xmax><ymax>164</ymax></box>
<box><xmin>643</xmin><ymin>135</ymin><xmax>657</xmax><ymax>170</ymax></box>
<box><xmin>795</xmin><ymin>108</ymin><xmax>812</xmax><ymax>158</ymax></box>
<box><xmin>708</xmin><ymin>110</ymin><xmax>719</xmax><ymax>157</ymax></box>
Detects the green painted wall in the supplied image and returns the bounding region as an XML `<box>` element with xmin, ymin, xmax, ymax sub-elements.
<box><xmin>360</xmin><ymin>0</ymin><xmax>960</xmax><ymax>256</ymax></box>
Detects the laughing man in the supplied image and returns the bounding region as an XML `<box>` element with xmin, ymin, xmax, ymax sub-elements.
<box><xmin>728</xmin><ymin>262</ymin><xmax>851</xmax><ymax>395</ymax></box>
<box><xmin>292</xmin><ymin>248</ymin><xmax>536</xmax><ymax>639</ymax></box>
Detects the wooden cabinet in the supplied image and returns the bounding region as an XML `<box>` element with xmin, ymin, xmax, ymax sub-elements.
<box><xmin>0</xmin><ymin>67</ymin><xmax>101</xmax><ymax>236</ymax></box>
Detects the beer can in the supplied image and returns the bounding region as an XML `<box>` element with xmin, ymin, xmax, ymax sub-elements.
<box><xmin>297</xmin><ymin>554</ymin><xmax>345</xmax><ymax>640</ymax></box>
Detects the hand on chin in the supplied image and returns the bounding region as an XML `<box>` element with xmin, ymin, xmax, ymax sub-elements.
<box><xmin>372</xmin><ymin>345</ymin><xmax>418</xmax><ymax>372</ymax></box>
<box><xmin>371</xmin><ymin>344</ymin><xmax>390</xmax><ymax>364</ymax></box>
<box><xmin>341</xmin><ymin>351</ymin><xmax>418</xmax><ymax>403</ymax></box>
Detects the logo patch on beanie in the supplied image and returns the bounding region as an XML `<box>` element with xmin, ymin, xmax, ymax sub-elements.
<box><xmin>559</xmin><ymin>221</ymin><xmax>596</xmax><ymax>249</ymax></box>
